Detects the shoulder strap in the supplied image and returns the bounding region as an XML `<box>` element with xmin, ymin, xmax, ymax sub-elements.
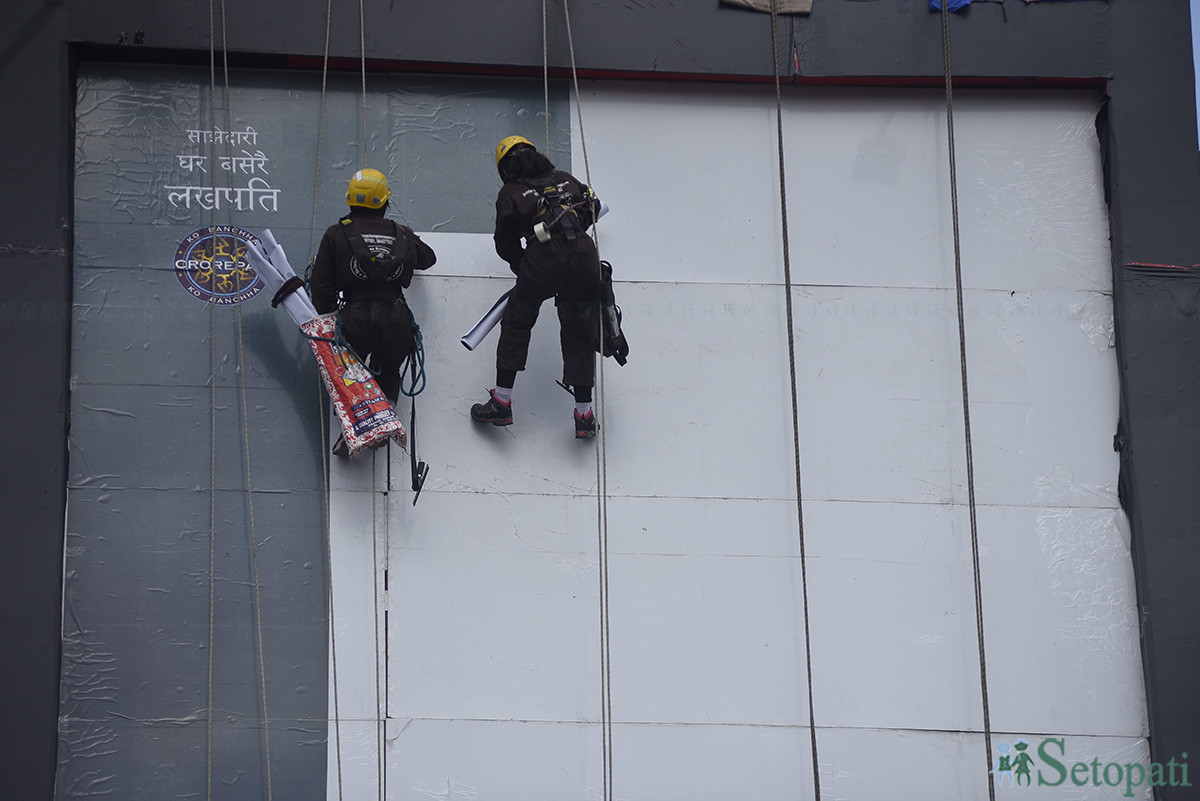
<box><xmin>338</xmin><ymin>215</ymin><xmax>374</xmax><ymax>264</ymax></box>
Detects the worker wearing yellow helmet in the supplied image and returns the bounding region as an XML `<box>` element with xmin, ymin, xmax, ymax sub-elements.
<box><xmin>494</xmin><ymin>135</ymin><xmax>535</xmax><ymax>173</ymax></box>
<box><xmin>471</xmin><ymin>136</ymin><xmax>605</xmax><ymax>439</ymax></box>
<box><xmin>311</xmin><ymin>168</ymin><xmax>437</xmax><ymax>456</ymax></box>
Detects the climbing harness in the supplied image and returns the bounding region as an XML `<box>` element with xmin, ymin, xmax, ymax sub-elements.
<box><xmin>518</xmin><ymin>174</ymin><xmax>598</xmax><ymax>242</ymax></box>
<box><xmin>333</xmin><ymin>214</ymin><xmax>430</xmax><ymax>499</ymax></box>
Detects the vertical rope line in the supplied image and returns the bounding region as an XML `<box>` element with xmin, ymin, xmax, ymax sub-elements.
<box><xmin>205</xmin><ymin>6</ymin><xmax>218</xmax><ymax>799</ymax></box>
<box><xmin>939</xmin><ymin>8</ymin><xmax>995</xmax><ymax>800</ymax></box>
<box><xmin>359</xmin><ymin>0</ymin><xmax>368</xmax><ymax>159</ymax></box>
<box><xmin>212</xmin><ymin>3</ymin><xmax>274</xmax><ymax>797</ymax></box>
<box><xmin>370</xmin><ymin>458</ymin><xmax>385</xmax><ymax>801</ymax></box>
<box><xmin>542</xmin><ymin>0</ymin><xmax>550</xmax><ymax>152</ymax></box>
<box><xmin>322</xmin><ymin>372</ymin><xmax>345</xmax><ymax>801</ymax></box>
<box><xmin>562</xmin><ymin>2</ymin><xmax>594</xmax><ymax>202</ymax></box>
<box><xmin>769</xmin><ymin>3</ymin><xmax>821</xmax><ymax>799</ymax></box>
<box><xmin>310</xmin><ymin>0</ymin><xmax>334</xmax><ymax>262</ymax></box>
<box><xmin>310</xmin><ymin>6</ymin><xmax>344</xmax><ymax>800</ymax></box>
<box><xmin>560</xmin><ymin>3</ymin><xmax>611</xmax><ymax>798</ymax></box>
<box><xmin>358</xmin><ymin>3</ymin><xmax>384</xmax><ymax>793</ymax></box>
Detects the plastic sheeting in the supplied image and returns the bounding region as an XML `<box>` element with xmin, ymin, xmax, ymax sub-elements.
<box><xmin>64</xmin><ymin>65</ymin><xmax>1149</xmax><ymax>800</ymax></box>
<box><xmin>62</xmin><ymin>64</ymin><xmax>569</xmax><ymax>801</ymax></box>
<box><xmin>325</xmin><ymin>83</ymin><xmax>1145</xmax><ymax>799</ymax></box>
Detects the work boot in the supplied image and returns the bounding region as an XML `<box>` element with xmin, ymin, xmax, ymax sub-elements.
<box><xmin>574</xmin><ymin>408</ymin><xmax>598</xmax><ymax>439</ymax></box>
<box><xmin>332</xmin><ymin>434</ymin><xmax>349</xmax><ymax>458</ymax></box>
<box><xmin>471</xmin><ymin>389</ymin><xmax>513</xmax><ymax>426</ymax></box>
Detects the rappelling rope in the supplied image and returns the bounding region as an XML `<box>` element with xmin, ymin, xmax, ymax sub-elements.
<box><xmin>939</xmin><ymin>6</ymin><xmax>995</xmax><ymax>801</ymax></box>
<box><xmin>542</xmin><ymin>0</ymin><xmax>551</xmax><ymax>152</ymax></box>
<box><xmin>310</xmin><ymin>2</ymin><xmax>347</xmax><ymax>799</ymax></box>
<box><xmin>222</xmin><ymin>15</ymin><xmax>275</xmax><ymax>801</ymax></box>
<box><xmin>205</xmin><ymin>8</ymin><xmax>219</xmax><ymax>800</ymax></box>
<box><xmin>558</xmin><ymin>3</ymin><xmax>613</xmax><ymax>799</ymax></box>
<box><xmin>768</xmin><ymin>3</ymin><xmax>821</xmax><ymax>799</ymax></box>
<box><xmin>354</xmin><ymin>5</ymin><xmax>390</xmax><ymax>791</ymax></box>
<box><xmin>359</xmin><ymin>0</ymin><xmax>368</xmax><ymax>157</ymax></box>
<box><xmin>368</xmin><ymin>451</ymin><xmax>386</xmax><ymax>800</ymax></box>
<box><xmin>205</xmin><ymin>2</ymin><xmax>274</xmax><ymax>799</ymax></box>
<box><xmin>307</xmin><ymin>0</ymin><xmax>395</xmax><ymax>796</ymax></box>
<box><xmin>309</xmin><ymin>0</ymin><xmax>333</xmax><ymax>261</ymax></box>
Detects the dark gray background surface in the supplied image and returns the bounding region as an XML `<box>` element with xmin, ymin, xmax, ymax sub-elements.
<box><xmin>60</xmin><ymin>63</ymin><xmax>570</xmax><ymax>800</ymax></box>
<box><xmin>3</xmin><ymin>1</ymin><xmax>1198</xmax><ymax>799</ymax></box>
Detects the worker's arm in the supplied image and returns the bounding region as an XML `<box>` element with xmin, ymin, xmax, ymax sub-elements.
<box><xmin>493</xmin><ymin>187</ymin><xmax>525</xmax><ymax>274</ymax></box>
<box><xmin>399</xmin><ymin>226</ymin><xmax>436</xmax><ymax>288</ymax></box>
<box><xmin>309</xmin><ymin>228</ymin><xmax>339</xmax><ymax>314</ymax></box>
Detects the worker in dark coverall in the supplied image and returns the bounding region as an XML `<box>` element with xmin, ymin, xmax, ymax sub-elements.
<box><xmin>311</xmin><ymin>168</ymin><xmax>437</xmax><ymax>456</ymax></box>
<box><xmin>470</xmin><ymin>136</ymin><xmax>602</xmax><ymax>438</ymax></box>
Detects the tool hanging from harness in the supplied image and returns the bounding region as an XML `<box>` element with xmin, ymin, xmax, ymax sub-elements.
<box><xmin>519</xmin><ymin>174</ymin><xmax>598</xmax><ymax>244</ymax></box>
<box><xmin>595</xmin><ymin>260</ymin><xmax>629</xmax><ymax>366</ymax></box>
<box><xmin>555</xmin><ymin>258</ymin><xmax>630</xmax><ymax>367</ymax></box>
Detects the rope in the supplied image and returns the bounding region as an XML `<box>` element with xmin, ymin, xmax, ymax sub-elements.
<box><xmin>309</xmin><ymin>0</ymin><xmax>334</xmax><ymax>263</ymax></box>
<box><xmin>205</xmin><ymin>2</ymin><xmax>275</xmax><ymax>799</ymax></box>
<box><xmin>400</xmin><ymin>325</ymin><xmax>427</xmax><ymax>398</ymax></box>
<box><xmin>561</xmin><ymin>2</ymin><xmax>595</xmax><ymax>207</ymax></box>
<box><xmin>939</xmin><ymin>6</ymin><xmax>995</xmax><ymax>800</ymax></box>
<box><xmin>311</xmin><ymin>4</ymin><xmax>346</xmax><ymax>800</ymax></box>
<box><xmin>205</xmin><ymin>8</ymin><xmax>219</xmax><ymax>800</ymax></box>
<box><xmin>321</xmin><ymin>387</ymin><xmax>347</xmax><ymax>801</ymax></box>
<box><xmin>370</xmin><ymin>456</ymin><xmax>385</xmax><ymax>800</ymax></box>
<box><xmin>768</xmin><ymin>2</ymin><xmax>821</xmax><ymax>799</ymax></box>
<box><xmin>215</xmin><ymin>2</ymin><xmax>275</xmax><ymax>795</ymax></box>
<box><xmin>542</xmin><ymin>0</ymin><xmax>551</xmax><ymax>152</ymax></box>
<box><xmin>359</xmin><ymin>0</ymin><xmax>368</xmax><ymax>158</ymax></box>
<box><xmin>558</xmin><ymin>4</ymin><xmax>613</xmax><ymax>799</ymax></box>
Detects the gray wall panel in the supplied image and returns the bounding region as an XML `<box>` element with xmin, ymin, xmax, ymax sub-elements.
<box><xmin>57</xmin><ymin>62</ymin><xmax>573</xmax><ymax>798</ymax></box>
<box><xmin>60</xmin><ymin>480</ymin><xmax>329</xmax><ymax>801</ymax></box>
<box><xmin>71</xmin><ymin>265</ymin><xmax>328</xmax><ymax>398</ymax></box>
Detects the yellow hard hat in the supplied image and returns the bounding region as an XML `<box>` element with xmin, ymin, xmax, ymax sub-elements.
<box><xmin>495</xmin><ymin>135</ymin><xmax>534</xmax><ymax>168</ymax></box>
<box><xmin>345</xmin><ymin>168</ymin><xmax>390</xmax><ymax>209</ymax></box>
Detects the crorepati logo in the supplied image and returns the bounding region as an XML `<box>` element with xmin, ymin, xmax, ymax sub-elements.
<box><xmin>174</xmin><ymin>225</ymin><xmax>264</xmax><ymax>304</ymax></box>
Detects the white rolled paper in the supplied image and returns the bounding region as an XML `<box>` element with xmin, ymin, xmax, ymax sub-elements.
<box><xmin>461</xmin><ymin>289</ymin><xmax>512</xmax><ymax>351</ymax></box>
<box><xmin>245</xmin><ymin>230</ymin><xmax>318</xmax><ymax>326</ymax></box>
<box><xmin>459</xmin><ymin>201</ymin><xmax>606</xmax><ymax>352</ymax></box>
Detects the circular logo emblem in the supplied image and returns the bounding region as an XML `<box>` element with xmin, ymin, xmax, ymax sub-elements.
<box><xmin>173</xmin><ymin>225</ymin><xmax>264</xmax><ymax>304</ymax></box>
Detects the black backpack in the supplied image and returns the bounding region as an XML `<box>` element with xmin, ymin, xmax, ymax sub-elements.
<box><xmin>338</xmin><ymin>216</ymin><xmax>414</xmax><ymax>288</ymax></box>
